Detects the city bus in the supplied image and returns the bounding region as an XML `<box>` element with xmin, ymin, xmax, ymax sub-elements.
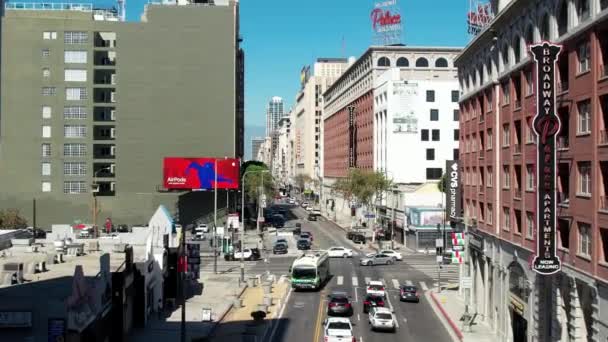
<box><xmin>289</xmin><ymin>250</ymin><xmax>330</xmax><ymax>291</ymax></box>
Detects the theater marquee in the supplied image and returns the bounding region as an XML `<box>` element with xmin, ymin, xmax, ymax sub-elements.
<box><xmin>530</xmin><ymin>42</ymin><xmax>562</xmax><ymax>275</ymax></box>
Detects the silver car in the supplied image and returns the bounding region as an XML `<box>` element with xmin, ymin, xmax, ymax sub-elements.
<box><xmin>360</xmin><ymin>253</ymin><xmax>394</xmax><ymax>266</ymax></box>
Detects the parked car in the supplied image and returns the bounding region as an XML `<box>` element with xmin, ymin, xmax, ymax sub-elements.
<box><xmin>323</xmin><ymin>317</ymin><xmax>355</xmax><ymax>342</ymax></box>
<box><xmin>327</xmin><ymin>246</ymin><xmax>353</xmax><ymax>258</ymax></box>
<box><xmin>368</xmin><ymin>307</ymin><xmax>396</xmax><ymax>332</ymax></box>
<box><xmin>326</xmin><ymin>292</ymin><xmax>353</xmax><ymax>316</ymax></box>
<box><xmin>272</xmin><ymin>214</ymin><xmax>285</xmax><ymax>228</ymax></box>
<box><xmin>232</xmin><ymin>248</ymin><xmax>258</xmax><ymax>261</ymax></box>
<box><xmin>196</xmin><ymin>223</ymin><xmax>209</xmax><ymax>233</ymax></box>
<box><xmin>307</xmin><ymin>213</ymin><xmax>318</xmax><ymax>221</ymax></box>
<box><xmin>273</xmin><ymin>242</ymin><xmax>288</xmax><ymax>254</ymax></box>
<box><xmin>305</xmin><ymin>206</ymin><xmax>314</xmax><ymax>211</ymax></box>
<box><xmin>275</xmin><ymin>238</ymin><xmax>288</xmax><ymax>245</ymax></box>
<box><xmin>362</xmin><ymin>294</ymin><xmax>385</xmax><ymax>313</ymax></box>
<box><xmin>378</xmin><ymin>249</ymin><xmax>403</xmax><ymax>261</ymax></box>
<box><xmin>300</xmin><ymin>231</ymin><xmax>313</xmax><ymax>241</ymax></box>
<box><xmin>365</xmin><ymin>280</ymin><xmax>386</xmax><ymax>298</ymax></box>
<box><xmin>301</xmin><ymin>202</ymin><xmax>309</xmax><ymax>208</ymax></box>
<box><xmin>352</xmin><ymin>234</ymin><xmax>366</xmax><ymax>244</ymax></box>
<box><xmin>399</xmin><ymin>285</ymin><xmax>420</xmax><ymax>303</ymax></box>
<box><xmin>297</xmin><ymin>239</ymin><xmax>311</xmax><ymax>250</ymax></box>
<box><xmin>360</xmin><ymin>253</ymin><xmax>394</xmax><ymax>266</ymax></box>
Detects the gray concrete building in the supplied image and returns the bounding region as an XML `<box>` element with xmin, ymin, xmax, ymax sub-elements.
<box><xmin>0</xmin><ymin>1</ymin><xmax>244</xmax><ymax>228</ymax></box>
<box><xmin>250</xmin><ymin>136</ymin><xmax>264</xmax><ymax>161</ymax></box>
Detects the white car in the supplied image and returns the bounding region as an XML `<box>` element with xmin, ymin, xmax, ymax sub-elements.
<box><xmin>233</xmin><ymin>248</ymin><xmax>253</xmax><ymax>260</ymax></box>
<box><xmin>365</xmin><ymin>280</ymin><xmax>386</xmax><ymax>298</ymax></box>
<box><xmin>327</xmin><ymin>246</ymin><xmax>353</xmax><ymax>258</ymax></box>
<box><xmin>301</xmin><ymin>202</ymin><xmax>309</xmax><ymax>208</ymax></box>
<box><xmin>323</xmin><ymin>317</ymin><xmax>355</xmax><ymax>342</ymax></box>
<box><xmin>305</xmin><ymin>206</ymin><xmax>314</xmax><ymax>211</ymax></box>
<box><xmin>368</xmin><ymin>307</ymin><xmax>396</xmax><ymax>332</ymax></box>
<box><xmin>379</xmin><ymin>249</ymin><xmax>402</xmax><ymax>261</ymax></box>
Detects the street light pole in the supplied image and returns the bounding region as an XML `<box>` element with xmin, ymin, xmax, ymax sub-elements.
<box><xmin>213</xmin><ymin>159</ymin><xmax>218</xmax><ymax>274</ymax></box>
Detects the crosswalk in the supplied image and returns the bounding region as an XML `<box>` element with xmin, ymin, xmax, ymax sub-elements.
<box><xmin>402</xmin><ymin>255</ymin><xmax>460</xmax><ymax>285</ymax></box>
<box><xmin>326</xmin><ymin>274</ymin><xmax>433</xmax><ymax>292</ymax></box>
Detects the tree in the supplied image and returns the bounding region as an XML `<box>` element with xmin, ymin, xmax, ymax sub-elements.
<box><xmin>331</xmin><ymin>168</ymin><xmax>393</xmax><ymax>208</ymax></box>
<box><xmin>242</xmin><ymin>163</ymin><xmax>274</xmax><ymax>203</ymax></box>
<box><xmin>437</xmin><ymin>172</ymin><xmax>448</xmax><ymax>193</ymax></box>
<box><xmin>0</xmin><ymin>209</ymin><xmax>28</xmax><ymax>229</ymax></box>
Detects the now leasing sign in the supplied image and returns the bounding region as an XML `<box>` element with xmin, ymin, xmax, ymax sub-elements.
<box><xmin>530</xmin><ymin>42</ymin><xmax>562</xmax><ymax>275</ymax></box>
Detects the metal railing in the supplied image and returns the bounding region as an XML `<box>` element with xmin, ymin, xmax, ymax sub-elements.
<box><xmin>557</xmin><ymin>136</ymin><xmax>570</xmax><ymax>150</ymax></box>
<box><xmin>5</xmin><ymin>2</ymin><xmax>93</xmax><ymax>11</ymax></box>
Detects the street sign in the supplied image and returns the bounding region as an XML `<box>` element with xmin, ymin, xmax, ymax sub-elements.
<box><xmin>452</xmin><ymin>245</ymin><xmax>464</xmax><ymax>251</ymax></box>
<box><xmin>436</xmin><ymin>255</ymin><xmax>443</xmax><ymax>263</ymax></box>
<box><xmin>216</xmin><ymin>226</ymin><xmax>224</xmax><ymax>236</ymax></box>
<box><xmin>435</xmin><ymin>238</ymin><xmax>444</xmax><ymax>248</ymax></box>
<box><xmin>461</xmin><ymin>277</ymin><xmax>472</xmax><ymax>289</ymax></box>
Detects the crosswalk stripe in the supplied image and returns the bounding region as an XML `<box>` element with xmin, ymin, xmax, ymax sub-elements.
<box><xmin>337</xmin><ymin>276</ymin><xmax>344</xmax><ymax>285</ymax></box>
<box><xmin>392</xmin><ymin>279</ymin><xmax>400</xmax><ymax>289</ymax></box>
<box><xmin>420</xmin><ymin>281</ymin><xmax>429</xmax><ymax>291</ymax></box>
<box><xmin>364</xmin><ymin>277</ymin><xmax>371</xmax><ymax>284</ymax></box>
<box><xmin>352</xmin><ymin>276</ymin><xmax>358</xmax><ymax>287</ymax></box>
<box><xmin>405</xmin><ymin>280</ymin><xmax>413</xmax><ymax>286</ymax></box>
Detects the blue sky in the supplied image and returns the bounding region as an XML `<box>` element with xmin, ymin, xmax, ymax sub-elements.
<box><xmin>121</xmin><ymin>0</ymin><xmax>470</xmax><ymax>128</ymax></box>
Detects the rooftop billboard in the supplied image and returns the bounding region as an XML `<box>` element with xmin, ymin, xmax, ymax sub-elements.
<box><xmin>163</xmin><ymin>157</ymin><xmax>240</xmax><ymax>190</ymax></box>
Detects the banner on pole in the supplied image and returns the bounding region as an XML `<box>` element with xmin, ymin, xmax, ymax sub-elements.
<box><xmin>446</xmin><ymin>160</ymin><xmax>461</xmax><ymax>225</ymax></box>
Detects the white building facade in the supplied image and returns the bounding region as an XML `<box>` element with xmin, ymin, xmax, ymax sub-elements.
<box><xmin>265</xmin><ymin>96</ymin><xmax>284</xmax><ymax>136</ymax></box>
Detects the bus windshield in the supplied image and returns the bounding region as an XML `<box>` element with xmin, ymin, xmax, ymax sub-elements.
<box><xmin>292</xmin><ymin>267</ymin><xmax>316</xmax><ymax>279</ymax></box>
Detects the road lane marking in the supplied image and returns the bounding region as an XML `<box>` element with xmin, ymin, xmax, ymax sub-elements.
<box><xmin>313</xmin><ymin>294</ymin><xmax>325</xmax><ymax>342</ymax></box>
<box><xmin>267</xmin><ymin>287</ymin><xmax>292</xmax><ymax>342</ymax></box>
<box><xmin>354</xmin><ymin>287</ymin><xmax>358</xmax><ymax>302</ymax></box>
<box><xmin>357</xmin><ymin>313</ymin><xmax>360</xmax><ymax>321</ymax></box>
<box><xmin>364</xmin><ymin>277</ymin><xmax>371</xmax><ymax>284</ymax></box>
<box><xmin>337</xmin><ymin>276</ymin><xmax>343</xmax><ymax>285</ymax></box>
<box><xmin>392</xmin><ymin>279</ymin><xmax>400</xmax><ymax>289</ymax></box>
<box><xmin>420</xmin><ymin>281</ymin><xmax>429</xmax><ymax>291</ymax></box>
<box><xmin>405</xmin><ymin>280</ymin><xmax>413</xmax><ymax>286</ymax></box>
<box><xmin>352</xmin><ymin>276</ymin><xmax>358</xmax><ymax>286</ymax></box>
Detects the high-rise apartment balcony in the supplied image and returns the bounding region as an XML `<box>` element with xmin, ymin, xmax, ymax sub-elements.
<box><xmin>94</xmin><ymin>70</ymin><xmax>116</xmax><ymax>85</ymax></box>
<box><xmin>94</xmin><ymin>107</ymin><xmax>115</xmax><ymax>122</ymax></box>
<box><xmin>94</xmin><ymin>88</ymin><xmax>116</xmax><ymax>103</ymax></box>
<box><xmin>94</xmin><ymin>181</ymin><xmax>115</xmax><ymax>196</ymax></box>
<box><xmin>93</xmin><ymin>144</ymin><xmax>115</xmax><ymax>159</ymax></box>
<box><xmin>94</xmin><ymin>51</ymin><xmax>116</xmax><ymax>66</ymax></box>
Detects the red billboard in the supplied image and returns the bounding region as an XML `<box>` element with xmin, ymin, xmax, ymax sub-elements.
<box><xmin>163</xmin><ymin>157</ymin><xmax>240</xmax><ymax>190</ymax></box>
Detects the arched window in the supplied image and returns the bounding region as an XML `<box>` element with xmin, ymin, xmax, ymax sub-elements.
<box><xmin>435</xmin><ymin>57</ymin><xmax>448</xmax><ymax>68</ymax></box>
<box><xmin>513</xmin><ymin>36</ymin><xmax>521</xmax><ymax>63</ymax></box>
<box><xmin>540</xmin><ymin>14</ymin><xmax>551</xmax><ymax>41</ymax></box>
<box><xmin>486</xmin><ymin>58</ymin><xmax>493</xmax><ymax>78</ymax></box>
<box><xmin>396</xmin><ymin>57</ymin><xmax>409</xmax><ymax>67</ymax></box>
<box><xmin>377</xmin><ymin>57</ymin><xmax>391</xmax><ymax>67</ymax></box>
<box><xmin>525</xmin><ymin>25</ymin><xmax>535</xmax><ymax>45</ymax></box>
<box><xmin>557</xmin><ymin>0</ymin><xmax>568</xmax><ymax>36</ymax></box>
<box><xmin>479</xmin><ymin>66</ymin><xmax>484</xmax><ymax>85</ymax></box>
<box><xmin>415</xmin><ymin>57</ymin><xmax>429</xmax><ymax>67</ymax></box>
<box><xmin>501</xmin><ymin>45</ymin><xmax>509</xmax><ymax>69</ymax></box>
<box><xmin>577</xmin><ymin>0</ymin><xmax>590</xmax><ymax>22</ymax></box>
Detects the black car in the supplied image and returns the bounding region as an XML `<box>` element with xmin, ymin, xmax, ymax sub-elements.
<box><xmin>352</xmin><ymin>234</ymin><xmax>366</xmax><ymax>244</ymax></box>
<box><xmin>297</xmin><ymin>239</ymin><xmax>311</xmax><ymax>250</ymax></box>
<box><xmin>399</xmin><ymin>285</ymin><xmax>420</xmax><ymax>302</ymax></box>
<box><xmin>307</xmin><ymin>214</ymin><xmax>317</xmax><ymax>221</ymax></box>
<box><xmin>363</xmin><ymin>294</ymin><xmax>386</xmax><ymax>313</ymax></box>
<box><xmin>326</xmin><ymin>292</ymin><xmax>353</xmax><ymax>316</ymax></box>
<box><xmin>272</xmin><ymin>214</ymin><xmax>285</xmax><ymax>228</ymax></box>
<box><xmin>273</xmin><ymin>242</ymin><xmax>288</xmax><ymax>254</ymax></box>
<box><xmin>250</xmin><ymin>248</ymin><xmax>261</xmax><ymax>260</ymax></box>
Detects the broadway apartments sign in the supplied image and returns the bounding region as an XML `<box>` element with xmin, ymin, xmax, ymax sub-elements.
<box><xmin>530</xmin><ymin>42</ymin><xmax>562</xmax><ymax>275</ymax></box>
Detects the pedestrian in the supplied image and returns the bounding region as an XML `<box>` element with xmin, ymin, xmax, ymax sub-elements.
<box><xmin>157</xmin><ymin>298</ymin><xmax>163</xmax><ymax>320</ymax></box>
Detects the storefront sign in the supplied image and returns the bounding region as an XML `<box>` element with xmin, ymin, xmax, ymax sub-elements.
<box><xmin>371</xmin><ymin>0</ymin><xmax>402</xmax><ymax>45</ymax></box>
<box><xmin>446</xmin><ymin>160</ymin><xmax>461</xmax><ymax>223</ymax></box>
<box><xmin>509</xmin><ymin>294</ymin><xmax>526</xmax><ymax>316</ymax></box>
<box><xmin>348</xmin><ymin>106</ymin><xmax>357</xmax><ymax>168</ymax></box>
<box><xmin>530</xmin><ymin>42</ymin><xmax>562</xmax><ymax>275</ymax></box>
<box><xmin>469</xmin><ymin>231</ymin><xmax>484</xmax><ymax>252</ymax></box>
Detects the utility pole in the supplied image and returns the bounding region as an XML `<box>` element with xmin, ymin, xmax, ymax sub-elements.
<box><xmin>436</xmin><ymin>223</ymin><xmax>442</xmax><ymax>293</ymax></box>
<box><xmin>180</xmin><ymin>220</ymin><xmax>186</xmax><ymax>342</ymax></box>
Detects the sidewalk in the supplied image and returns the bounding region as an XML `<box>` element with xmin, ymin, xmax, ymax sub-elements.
<box><xmin>130</xmin><ymin>273</ymin><xmax>246</xmax><ymax>342</ymax></box>
<box><xmin>427</xmin><ymin>288</ymin><xmax>497</xmax><ymax>342</ymax></box>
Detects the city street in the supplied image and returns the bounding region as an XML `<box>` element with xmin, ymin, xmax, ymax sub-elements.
<box><xmin>271</xmin><ymin>205</ymin><xmax>454</xmax><ymax>342</ymax></box>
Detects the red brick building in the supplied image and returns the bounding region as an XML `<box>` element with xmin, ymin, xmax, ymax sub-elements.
<box><xmin>455</xmin><ymin>0</ymin><xmax>608</xmax><ymax>341</ymax></box>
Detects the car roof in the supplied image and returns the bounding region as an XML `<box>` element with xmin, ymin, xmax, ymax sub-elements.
<box><xmin>368</xmin><ymin>280</ymin><xmax>383</xmax><ymax>286</ymax></box>
<box><xmin>326</xmin><ymin>317</ymin><xmax>351</xmax><ymax>323</ymax></box>
<box><xmin>401</xmin><ymin>285</ymin><xmax>417</xmax><ymax>290</ymax></box>
<box><xmin>329</xmin><ymin>291</ymin><xmax>349</xmax><ymax>297</ymax></box>
<box><xmin>372</xmin><ymin>307</ymin><xmax>392</xmax><ymax>314</ymax></box>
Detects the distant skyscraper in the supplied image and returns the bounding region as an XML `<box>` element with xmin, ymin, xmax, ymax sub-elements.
<box><xmin>251</xmin><ymin>137</ymin><xmax>265</xmax><ymax>161</ymax></box>
<box><xmin>266</xmin><ymin>96</ymin><xmax>284</xmax><ymax>135</ymax></box>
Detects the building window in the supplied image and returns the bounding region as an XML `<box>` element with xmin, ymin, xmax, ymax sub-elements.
<box><xmin>526</xmin><ymin>118</ymin><xmax>537</xmax><ymax>143</ymax></box>
<box><xmin>426</xmin><ymin>168</ymin><xmax>442</xmax><ymax>180</ymax></box>
<box><xmin>453</xmin><ymin>109</ymin><xmax>460</xmax><ymax>121</ymax></box>
<box><xmin>42</xmin><ymin>68</ymin><xmax>50</xmax><ymax>78</ymax></box>
<box><xmin>502</xmin><ymin>124</ymin><xmax>510</xmax><ymax>147</ymax></box>
<box><xmin>65</xmin><ymin>69</ymin><xmax>87</xmax><ymax>82</ymax></box>
<box><xmin>63</xmin><ymin>181</ymin><xmax>88</xmax><ymax>194</ymax></box>
<box><xmin>66</xmin><ymin>87</ymin><xmax>87</xmax><ymax>100</ymax></box>
<box><xmin>487</xmin><ymin>129</ymin><xmax>493</xmax><ymax>150</ymax></box>
<box><xmin>65</xmin><ymin>50</ymin><xmax>87</xmax><ymax>64</ymax></box>
<box><xmin>525</xmin><ymin>70</ymin><xmax>533</xmax><ymax>95</ymax></box>
<box><xmin>42</xmin><ymin>48</ymin><xmax>50</xmax><ymax>57</ymax></box>
<box><xmin>503</xmin><ymin>166</ymin><xmax>510</xmax><ymax>189</ymax></box>
<box><xmin>503</xmin><ymin>207</ymin><xmax>510</xmax><ymax>230</ymax></box>
<box><xmin>435</xmin><ymin>58</ymin><xmax>448</xmax><ymax>68</ymax></box>
<box><xmin>487</xmin><ymin>204</ymin><xmax>493</xmax><ymax>224</ymax></box>
<box><xmin>577</xmin><ymin>0</ymin><xmax>590</xmax><ymax>21</ymax></box>
<box><xmin>377</xmin><ymin>57</ymin><xmax>391</xmax><ymax>67</ymax></box>
<box><xmin>421</xmin><ymin>129</ymin><xmax>429</xmax><ymax>141</ymax></box>
<box><xmin>64</xmin><ymin>143</ymin><xmax>87</xmax><ymax>157</ymax></box>
<box><xmin>577</xmin><ymin>99</ymin><xmax>591</xmax><ymax>134</ymax></box>
<box><xmin>432</xmin><ymin>129</ymin><xmax>440</xmax><ymax>141</ymax></box>
<box><xmin>526</xmin><ymin>165</ymin><xmax>535</xmax><ymax>191</ymax></box>
<box><xmin>42</xmin><ymin>182</ymin><xmax>52</xmax><ymax>193</ymax></box>
<box><xmin>42</xmin><ymin>143</ymin><xmax>51</xmax><ymax>157</ymax></box>
<box><xmin>416</xmin><ymin>57</ymin><xmax>429</xmax><ymax>67</ymax></box>
<box><xmin>502</xmin><ymin>82</ymin><xmax>510</xmax><ymax>104</ymax></box>
<box><xmin>454</xmin><ymin>129</ymin><xmax>459</xmax><ymax>141</ymax></box>
<box><xmin>426</xmin><ymin>148</ymin><xmax>435</xmax><ymax>160</ymax></box>
<box><xmin>578</xmin><ymin>41</ymin><xmax>590</xmax><ymax>73</ymax></box>
<box><xmin>453</xmin><ymin>148</ymin><xmax>459</xmax><ymax>160</ymax></box>
<box><xmin>43</xmin><ymin>31</ymin><xmax>57</xmax><ymax>40</ymax></box>
<box><xmin>42</xmin><ymin>125</ymin><xmax>51</xmax><ymax>138</ymax></box>
<box><xmin>64</xmin><ymin>162</ymin><xmax>87</xmax><ymax>176</ymax></box>
<box><xmin>64</xmin><ymin>31</ymin><xmax>88</xmax><ymax>44</ymax></box>
<box><xmin>41</xmin><ymin>162</ymin><xmax>51</xmax><ymax>176</ymax></box>
<box><xmin>42</xmin><ymin>106</ymin><xmax>52</xmax><ymax>119</ymax></box>
<box><xmin>430</xmin><ymin>109</ymin><xmax>439</xmax><ymax>121</ymax></box>
<box><xmin>451</xmin><ymin>90</ymin><xmax>459</xmax><ymax>102</ymax></box>
<box><xmin>42</xmin><ymin>87</ymin><xmax>56</xmax><ymax>96</ymax></box>
<box><xmin>64</xmin><ymin>106</ymin><xmax>87</xmax><ymax>119</ymax></box>
<box><xmin>577</xmin><ymin>161</ymin><xmax>591</xmax><ymax>196</ymax></box>
<box><xmin>487</xmin><ymin>166</ymin><xmax>493</xmax><ymax>187</ymax></box>
<box><xmin>578</xmin><ymin>222</ymin><xmax>591</xmax><ymax>257</ymax></box>
<box><xmin>426</xmin><ymin>90</ymin><xmax>435</xmax><ymax>102</ymax></box>
<box><xmin>64</xmin><ymin>125</ymin><xmax>87</xmax><ymax>138</ymax></box>
<box><xmin>526</xmin><ymin>212</ymin><xmax>534</xmax><ymax>239</ymax></box>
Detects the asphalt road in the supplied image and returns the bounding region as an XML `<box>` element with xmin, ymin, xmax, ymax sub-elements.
<box><xmin>271</xmin><ymin>204</ymin><xmax>454</xmax><ymax>342</ymax></box>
